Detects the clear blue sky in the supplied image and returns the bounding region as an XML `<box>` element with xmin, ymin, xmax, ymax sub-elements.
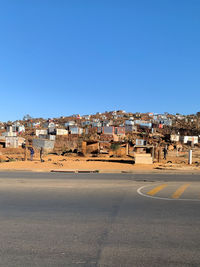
<box><xmin>0</xmin><ymin>0</ymin><xmax>200</xmax><ymax>121</ymax></box>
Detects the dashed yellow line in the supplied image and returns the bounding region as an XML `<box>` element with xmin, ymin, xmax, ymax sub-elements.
<box><xmin>147</xmin><ymin>184</ymin><xmax>168</xmax><ymax>196</ymax></box>
<box><xmin>172</xmin><ymin>184</ymin><xmax>190</xmax><ymax>199</ymax></box>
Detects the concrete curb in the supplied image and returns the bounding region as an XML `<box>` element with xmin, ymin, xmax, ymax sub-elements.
<box><xmin>50</xmin><ymin>169</ymin><xmax>200</xmax><ymax>174</ymax></box>
<box><xmin>51</xmin><ymin>169</ymin><xmax>76</xmax><ymax>173</ymax></box>
<box><xmin>50</xmin><ymin>169</ymin><xmax>100</xmax><ymax>173</ymax></box>
<box><xmin>0</xmin><ymin>168</ymin><xmax>200</xmax><ymax>175</ymax></box>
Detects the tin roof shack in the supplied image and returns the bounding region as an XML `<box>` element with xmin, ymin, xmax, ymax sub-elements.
<box><xmin>158</xmin><ymin>119</ymin><xmax>172</xmax><ymax>127</ymax></box>
<box><xmin>48</xmin><ymin>122</ymin><xmax>56</xmax><ymax>134</ymax></box>
<box><xmin>125</xmin><ymin>125</ymin><xmax>137</xmax><ymax>133</ymax></box>
<box><xmin>42</xmin><ymin>122</ymin><xmax>49</xmax><ymax>128</ymax></box>
<box><xmin>2</xmin><ymin>125</ymin><xmax>17</xmax><ymax>137</ymax></box>
<box><xmin>56</xmin><ymin>129</ymin><xmax>68</xmax><ymax>136</ymax></box>
<box><xmin>180</xmin><ymin>136</ymin><xmax>198</xmax><ymax>146</ymax></box>
<box><xmin>3</xmin><ymin>125</ymin><xmax>16</xmax><ymax>135</ymax></box>
<box><xmin>33</xmin><ymin>139</ymin><xmax>55</xmax><ymax>152</ymax></box>
<box><xmin>102</xmin><ymin>120</ymin><xmax>113</xmax><ymax>127</ymax></box>
<box><xmin>100</xmin><ymin>126</ymin><xmax>119</xmax><ymax>142</ymax></box>
<box><xmin>170</xmin><ymin>134</ymin><xmax>180</xmax><ymax>142</ymax></box>
<box><xmin>125</xmin><ymin>120</ymin><xmax>135</xmax><ymax>126</ymax></box>
<box><xmin>65</xmin><ymin>121</ymin><xmax>76</xmax><ymax>128</ymax></box>
<box><xmin>115</xmin><ymin>127</ymin><xmax>125</xmax><ymax>140</ymax></box>
<box><xmin>82</xmin><ymin>115</ymin><xmax>91</xmax><ymax>120</ymax></box>
<box><xmin>36</xmin><ymin>129</ymin><xmax>48</xmax><ymax>137</ymax></box>
<box><xmin>7</xmin><ymin>138</ymin><xmax>19</xmax><ymax>149</ymax></box>
<box><xmin>115</xmin><ymin>127</ymin><xmax>125</xmax><ymax>135</ymax></box>
<box><xmin>134</xmin><ymin>120</ymin><xmax>152</xmax><ymax>129</ymax></box>
<box><xmin>92</xmin><ymin>121</ymin><xmax>102</xmax><ymax>128</ymax></box>
<box><xmin>153</xmin><ymin>114</ymin><xmax>172</xmax><ymax>127</ymax></box>
<box><xmin>70</xmin><ymin>127</ymin><xmax>83</xmax><ymax>135</ymax></box>
<box><xmin>81</xmin><ymin>121</ymin><xmax>91</xmax><ymax>127</ymax></box>
<box><xmin>33</xmin><ymin>122</ymin><xmax>41</xmax><ymax>128</ymax></box>
<box><xmin>12</xmin><ymin>124</ymin><xmax>25</xmax><ymax>134</ymax></box>
<box><xmin>5</xmin><ymin>136</ymin><xmax>25</xmax><ymax>148</ymax></box>
<box><xmin>135</xmin><ymin>139</ymin><xmax>147</xmax><ymax>146</ymax></box>
<box><xmin>102</xmin><ymin>126</ymin><xmax>115</xmax><ymax>135</ymax></box>
<box><xmin>49</xmin><ymin>135</ymin><xmax>56</xmax><ymax>141</ymax></box>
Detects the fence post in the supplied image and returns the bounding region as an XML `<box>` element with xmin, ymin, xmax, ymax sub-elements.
<box><xmin>188</xmin><ymin>150</ymin><xmax>192</xmax><ymax>165</ymax></box>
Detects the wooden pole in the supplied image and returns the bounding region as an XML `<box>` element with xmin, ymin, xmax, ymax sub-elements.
<box><xmin>158</xmin><ymin>147</ymin><xmax>161</xmax><ymax>163</ymax></box>
<box><xmin>24</xmin><ymin>139</ymin><xmax>28</xmax><ymax>161</ymax></box>
<box><xmin>126</xmin><ymin>143</ymin><xmax>129</xmax><ymax>156</ymax></box>
<box><xmin>188</xmin><ymin>150</ymin><xmax>192</xmax><ymax>165</ymax></box>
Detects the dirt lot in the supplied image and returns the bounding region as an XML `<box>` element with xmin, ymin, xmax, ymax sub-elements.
<box><xmin>0</xmin><ymin>154</ymin><xmax>154</xmax><ymax>172</ymax></box>
<box><xmin>0</xmin><ymin>148</ymin><xmax>200</xmax><ymax>173</ymax></box>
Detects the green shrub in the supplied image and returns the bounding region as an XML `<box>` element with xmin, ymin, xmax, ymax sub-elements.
<box><xmin>111</xmin><ymin>143</ymin><xmax>120</xmax><ymax>151</ymax></box>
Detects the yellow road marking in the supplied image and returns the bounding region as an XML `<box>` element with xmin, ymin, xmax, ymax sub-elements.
<box><xmin>147</xmin><ymin>184</ymin><xmax>167</xmax><ymax>196</ymax></box>
<box><xmin>172</xmin><ymin>184</ymin><xmax>190</xmax><ymax>199</ymax></box>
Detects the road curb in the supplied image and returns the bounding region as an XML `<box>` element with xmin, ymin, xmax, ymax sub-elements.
<box><xmin>50</xmin><ymin>169</ymin><xmax>100</xmax><ymax>173</ymax></box>
<box><xmin>51</xmin><ymin>169</ymin><xmax>77</xmax><ymax>173</ymax></box>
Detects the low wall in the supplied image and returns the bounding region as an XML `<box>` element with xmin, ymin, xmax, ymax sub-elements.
<box><xmin>134</xmin><ymin>153</ymin><xmax>153</xmax><ymax>164</ymax></box>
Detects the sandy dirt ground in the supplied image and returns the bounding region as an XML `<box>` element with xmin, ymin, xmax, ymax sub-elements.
<box><xmin>0</xmin><ymin>153</ymin><xmax>200</xmax><ymax>173</ymax></box>
<box><xmin>0</xmin><ymin>154</ymin><xmax>154</xmax><ymax>172</ymax></box>
<box><xmin>0</xmin><ymin>148</ymin><xmax>200</xmax><ymax>173</ymax></box>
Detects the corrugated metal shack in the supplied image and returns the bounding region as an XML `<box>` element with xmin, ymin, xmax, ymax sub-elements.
<box><xmin>56</xmin><ymin>129</ymin><xmax>68</xmax><ymax>136</ymax></box>
<box><xmin>5</xmin><ymin>137</ymin><xmax>25</xmax><ymax>148</ymax></box>
<box><xmin>115</xmin><ymin>127</ymin><xmax>125</xmax><ymax>136</ymax></box>
<box><xmin>134</xmin><ymin>120</ymin><xmax>152</xmax><ymax>129</ymax></box>
<box><xmin>36</xmin><ymin>129</ymin><xmax>48</xmax><ymax>137</ymax></box>
<box><xmin>70</xmin><ymin>127</ymin><xmax>83</xmax><ymax>135</ymax></box>
<box><xmin>102</xmin><ymin>126</ymin><xmax>115</xmax><ymax>135</ymax></box>
<box><xmin>33</xmin><ymin>139</ymin><xmax>55</xmax><ymax>151</ymax></box>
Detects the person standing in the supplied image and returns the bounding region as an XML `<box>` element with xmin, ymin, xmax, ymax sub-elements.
<box><xmin>29</xmin><ymin>147</ymin><xmax>34</xmax><ymax>161</ymax></box>
<box><xmin>40</xmin><ymin>147</ymin><xmax>44</xmax><ymax>162</ymax></box>
<box><xmin>163</xmin><ymin>146</ymin><xmax>168</xmax><ymax>160</ymax></box>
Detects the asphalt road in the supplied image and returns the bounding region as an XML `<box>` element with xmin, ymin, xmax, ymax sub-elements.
<box><xmin>0</xmin><ymin>172</ymin><xmax>199</xmax><ymax>267</ymax></box>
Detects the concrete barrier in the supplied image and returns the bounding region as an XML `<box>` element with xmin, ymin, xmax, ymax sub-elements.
<box><xmin>134</xmin><ymin>153</ymin><xmax>153</xmax><ymax>164</ymax></box>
